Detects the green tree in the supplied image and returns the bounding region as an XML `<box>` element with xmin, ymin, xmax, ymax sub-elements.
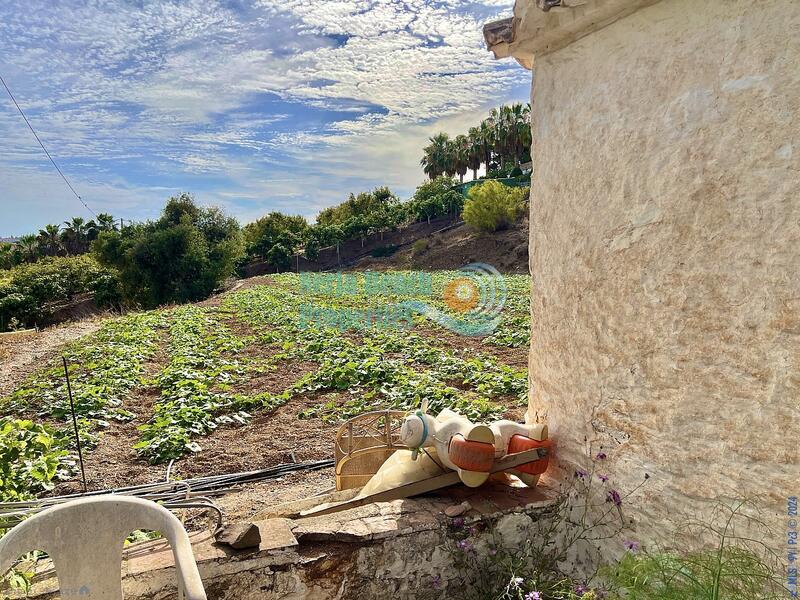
<box><xmin>452</xmin><ymin>134</ymin><xmax>470</xmax><ymax>183</ymax></box>
<box><xmin>409</xmin><ymin>176</ymin><xmax>461</xmax><ymax>223</ymax></box>
<box><xmin>94</xmin><ymin>212</ymin><xmax>117</xmax><ymax>232</ymax></box>
<box><xmin>467</xmin><ymin>127</ymin><xmax>484</xmax><ymax>181</ymax></box>
<box><xmin>420</xmin><ymin>133</ymin><xmax>451</xmax><ymax>181</ymax></box>
<box><xmin>93</xmin><ymin>194</ymin><xmax>244</xmax><ymax>306</ymax></box>
<box><xmin>265</xmin><ymin>243</ymin><xmax>292</xmax><ymax>272</ymax></box>
<box><xmin>243</xmin><ymin>212</ymin><xmax>308</xmax><ymax>271</ymax></box>
<box><xmin>317</xmin><ymin>187</ymin><xmax>398</xmax><ymax>227</ymax></box>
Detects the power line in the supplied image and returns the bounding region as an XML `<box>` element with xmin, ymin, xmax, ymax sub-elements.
<box><xmin>0</xmin><ymin>73</ymin><xmax>96</xmax><ymax>217</ymax></box>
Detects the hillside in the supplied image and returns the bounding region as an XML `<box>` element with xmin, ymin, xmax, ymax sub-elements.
<box><xmin>352</xmin><ymin>215</ymin><xmax>529</xmax><ymax>274</ymax></box>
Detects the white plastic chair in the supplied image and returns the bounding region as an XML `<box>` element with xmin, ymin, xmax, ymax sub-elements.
<box><xmin>0</xmin><ymin>495</ymin><xmax>207</xmax><ymax>599</ymax></box>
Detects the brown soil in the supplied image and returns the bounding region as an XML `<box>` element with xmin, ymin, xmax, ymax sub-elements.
<box><xmin>352</xmin><ymin>216</ymin><xmax>529</xmax><ymax>274</ymax></box>
<box><xmin>414</xmin><ymin>323</ymin><xmax>529</xmax><ymax>370</ymax></box>
<box><xmin>0</xmin><ymin>317</ymin><xmax>105</xmax><ymax>398</ymax></box>
<box><xmin>173</xmin><ymin>395</ymin><xmax>336</xmax><ymax>480</ymax></box>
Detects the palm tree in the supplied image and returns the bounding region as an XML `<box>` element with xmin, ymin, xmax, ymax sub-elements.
<box><xmin>95</xmin><ymin>213</ymin><xmax>116</xmax><ymax>231</ymax></box>
<box><xmin>17</xmin><ymin>234</ymin><xmax>39</xmax><ymax>262</ymax></box>
<box><xmin>420</xmin><ymin>133</ymin><xmax>451</xmax><ymax>180</ymax></box>
<box><xmin>452</xmin><ymin>134</ymin><xmax>470</xmax><ymax>183</ymax></box>
<box><xmin>487</xmin><ymin>106</ymin><xmax>507</xmax><ymax>170</ymax></box>
<box><xmin>37</xmin><ymin>224</ymin><xmax>63</xmax><ymax>257</ymax></box>
<box><xmin>467</xmin><ymin>127</ymin><xmax>483</xmax><ymax>180</ymax></box>
<box><xmin>504</xmin><ymin>103</ymin><xmax>531</xmax><ymax>166</ymax></box>
<box><xmin>62</xmin><ymin>217</ymin><xmax>89</xmax><ymax>254</ymax></box>
<box><xmin>516</xmin><ymin>103</ymin><xmax>532</xmax><ymax>165</ymax></box>
<box><xmin>477</xmin><ymin>119</ymin><xmax>495</xmax><ymax>175</ymax></box>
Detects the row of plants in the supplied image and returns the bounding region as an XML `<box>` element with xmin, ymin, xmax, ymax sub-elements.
<box><xmin>420</xmin><ymin>102</ymin><xmax>531</xmax><ymax>182</ymax></box>
<box><xmin>0</xmin><ymin>213</ymin><xmax>117</xmax><ymax>270</ymax></box>
<box><xmin>247</xmin><ymin>175</ymin><xmax>530</xmax><ymax>273</ymax></box>
<box><xmin>134</xmin><ymin>306</ymin><xmax>257</xmax><ymax>463</ymax></box>
<box><xmin>1</xmin><ymin>271</ymin><xmax>530</xmax><ymax>476</ymax></box>
<box><xmin>0</xmin><ymin>194</ymin><xmax>245</xmax><ymax>331</ymax></box>
<box><xmin>222</xmin><ymin>272</ymin><xmax>529</xmax><ymax>423</ymax></box>
<box><xmin>1</xmin><ymin>311</ymin><xmax>169</xmax><ymax>497</ymax></box>
<box><xmin>5</xmin><ymin>311</ymin><xmax>168</xmax><ymax>431</ymax></box>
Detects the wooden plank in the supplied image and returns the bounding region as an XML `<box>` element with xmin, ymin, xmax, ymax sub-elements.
<box><xmin>300</xmin><ymin>472</ymin><xmax>462</xmax><ymax>517</ymax></box>
<box><xmin>300</xmin><ymin>447</ymin><xmax>548</xmax><ymax>518</ymax></box>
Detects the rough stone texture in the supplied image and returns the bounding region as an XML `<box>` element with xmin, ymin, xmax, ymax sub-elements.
<box><xmin>527</xmin><ymin>0</ymin><xmax>800</xmax><ymax>544</ymax></box>
<box><xmin>216</xmin><ymin>522</ymin><xmax>262</xmax><ymax>550</ymax></box>
<box><xmin>16</xmin><ymin>485</ymin><xmax>558</xmax><ymax>599</ymax></box>
<box><xmin>257</xmin><ymin>518</ymin><xmax>299</xmax><ymax>552</ymax></box>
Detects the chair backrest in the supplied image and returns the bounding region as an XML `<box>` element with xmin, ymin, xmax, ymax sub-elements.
<box><xmin>0</xmin><ymin>495</ymin><xmax>206</xmax><ymax>600</ymax></box>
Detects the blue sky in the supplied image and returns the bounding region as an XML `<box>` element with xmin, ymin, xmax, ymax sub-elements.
<box><xmin>0</xmin><ymin>0</ymin><xmax>529</xmax><ymax>236</ymax></box>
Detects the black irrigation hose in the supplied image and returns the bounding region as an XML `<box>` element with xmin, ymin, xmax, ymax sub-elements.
<box><xmin>0</xmin><ymin>459</ymin><xmax>335</xmax><ymax>528</ymax></box>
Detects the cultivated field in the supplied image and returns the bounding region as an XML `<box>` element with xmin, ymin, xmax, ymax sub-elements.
<box><xmin>0</xmin><ymin>271</ymin><xmax>530</xmax><ymax>502</ymax></box>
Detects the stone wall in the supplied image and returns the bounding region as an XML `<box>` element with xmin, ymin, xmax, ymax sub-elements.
<box><xmin>527</xmin><ymin>0</ymin><xmax>799</xmax><ymax>544</ymax></box>
<box><xmin>16</xmin><ymin>485</ymin><xmax>558</xmax><ymax>600</ymax></box>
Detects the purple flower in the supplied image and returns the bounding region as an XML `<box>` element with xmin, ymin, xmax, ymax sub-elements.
<box><xmin>451</xmin><ymin>517</ymin><xmax>465</xmax><ymax>528</ymax></box>
<box><xmin>574</xmin><ymin>468</ymin><xmax>588</xmax><ymax>479</ymax></box>
<box><xmin>488</xmin><ymin>547</ymin><xmax>497</xmax><ymax>556</ymax></box>
<box><xmin>606</xmin><ymin>489</ymin><xmax>622</xmax><ymax>507</ymax></box>
<box><xmin>624</xmin><ymin>539</ymin><xmax>640</xmax><ymax>553</ymax></box>
<box><xmin>431</xmin><ymin>575</ymin><xmax>443</xmax><ymax>589</ymax></box>
<box><xmin>597</xmin><ymin>473</ymin><xmax>609</xmax><ymax>483</ymax></box>
<box><xmin>575</xmin><ymin>584</ymin><xmax>587</xmax><ymax>596</ymax></box>
<box><xmin>595</xmin><ymin>452</ymin><xmax>607</xmax><ymax>460</ymax></box>
<box><xmin>456</xmin><ymin>539</ymin><xmax>474</xmax><ymax>553</ymax></box>
<box><xmin>524</xmin><ymin>592</ymin><xmax>542</xmax><ymax>600</ymax></box>
<box><xmin>469</xmin><ymin>525</ymin><xmax>479</xmax><ymax>536</ymax></box>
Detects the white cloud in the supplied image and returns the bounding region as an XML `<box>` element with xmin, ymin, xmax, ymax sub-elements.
<box><xmin>0</xmin><ymin>0</ymin><xmax>524</xmax><ymax>234</ymax></box>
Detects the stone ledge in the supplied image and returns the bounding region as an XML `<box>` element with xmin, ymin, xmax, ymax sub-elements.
<box><xmin>14</xmin><ymin>482</ymin><xmax>558</xmax><ymax>599</ymax></box>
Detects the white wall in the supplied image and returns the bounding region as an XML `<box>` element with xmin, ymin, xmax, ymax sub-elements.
<box><xmin>528</xmin><ymin>0</ymin><xmax>799</xmax><ymax>544</ymax></box>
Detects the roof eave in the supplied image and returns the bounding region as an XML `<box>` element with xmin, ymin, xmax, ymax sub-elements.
<box><xmin>483</xmin><ymin>0</ymin><xmax>663</xmax><ymax>69</ymax></box>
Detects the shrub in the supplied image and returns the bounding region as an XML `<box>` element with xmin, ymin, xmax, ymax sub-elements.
<box><xmin>411</xmin><ymin>239</ymin><xmax>428</xmax><ymax>257</ymax></box>
<box><xmin>463</xmin><ymin>180</ymin><xmax>528</xmax><ymax>233</ymax></box>
<box><xmin>0</xmin><ymin>255</ymin><xmax>119</xmax><ymax>331</ymax></box>
<box><xmin>370</xmin><ymin>245</ymin><xmax>399</xmax><ymax>258</ymax></box>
